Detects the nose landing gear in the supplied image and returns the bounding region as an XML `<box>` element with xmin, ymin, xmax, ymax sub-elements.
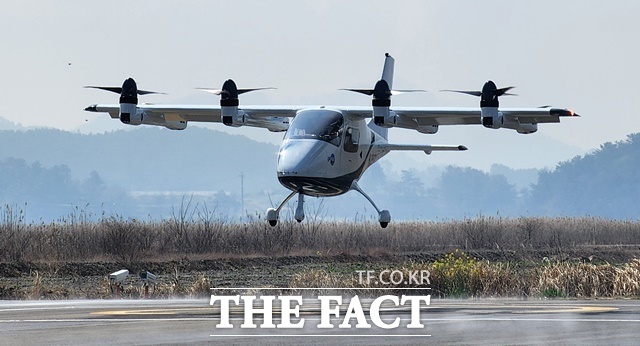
<box><xmin>266</xmin><ymin>190</ymin><xmax>304</xmax><ymax>227</ymax></box>
<box><xmin>294</xmin><ymin>193</ymin><xmax>305</xmax><ymax>223</ymax></box>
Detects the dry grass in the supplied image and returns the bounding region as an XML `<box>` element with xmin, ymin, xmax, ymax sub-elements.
<box><xmin>290</xmin><ymin>252</ymin><xmax>640</xmax><ymax>299</ymax></box>
<box><xmin>0</xmin><ymin>203</ymin><xmax>639</xmax><ymax>262</ymax></box>
<box><xmin>1</xmin><ymin>204</ymin><xmax>640</xmax><ymax>299</ymax></box>
<box><xmin>536</xmin><ymin>259</ymin><xmax>640</xmax><ymax>298</ymax></box>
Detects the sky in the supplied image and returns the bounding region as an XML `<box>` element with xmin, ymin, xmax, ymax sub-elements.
<box><xmin>1</xmin><ymin>0</ymin><xmax>639</xmax><ymax>172</ymax></box>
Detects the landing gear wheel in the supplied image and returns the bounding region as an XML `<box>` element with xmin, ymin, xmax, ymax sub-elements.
<box><xmin>378</xmin><ymin>210</ymin><xmax>391</xmax><ymax>228</ymax></box>
<box><xmin>351</xmin><ymin>181</ymin><xmax>391</xmax><ymax>229</ymax></box>
<box><xmin>265</xmin><ymin>191</ymin><xmax>297</xmax><ymax>227</ymax></box>
<box><xmin>266</xmin><ymin>208</ymin><xmax>278</xmax><ymax>227</ymax></box>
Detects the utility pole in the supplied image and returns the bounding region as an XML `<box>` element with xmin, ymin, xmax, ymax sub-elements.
<box><xmin>240</xmin><ymin>172</ymin><xmax>244</xmax><ymax>220</ymax></box>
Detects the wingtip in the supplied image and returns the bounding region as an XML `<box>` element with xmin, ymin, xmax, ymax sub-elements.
<box><xmin>550</xmin><ymin>108</ymin><xmax>580</xmax><ymax>117</ymax></box>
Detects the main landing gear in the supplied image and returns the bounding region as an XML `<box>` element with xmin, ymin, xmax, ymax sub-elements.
<box><xmin>266</xmin><ymin>182</ymin><xmax>391</xmax><ymax>228</ymax></box>
<box><xmin>350</xmin><ymin>181</ymin><xmax>391</xmax><ymax>228</ymax></box>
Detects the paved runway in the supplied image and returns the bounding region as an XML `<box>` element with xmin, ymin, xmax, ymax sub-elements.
<box><xmin>1</xmin><ymin>298</ymin><xmax>639</xmax><ymax>345</ymax></box>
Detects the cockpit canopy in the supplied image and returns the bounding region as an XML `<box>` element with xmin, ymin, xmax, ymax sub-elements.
<box><xmin>284</xmin><ymin>110</ymin><xmax>344</xmax><ymax>146</ymax></box>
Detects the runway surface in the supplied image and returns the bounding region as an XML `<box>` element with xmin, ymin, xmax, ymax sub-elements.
<box><xmin>1</xmin><ymin>298</ymin><xmax>639</xmax><ymax>345</ymax></box>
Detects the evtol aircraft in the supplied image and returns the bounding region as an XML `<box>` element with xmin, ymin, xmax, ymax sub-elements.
<box><xmin>85</xmin><ymin>53</ymin><xmax>578</xmax><ymax>227</ymax></box>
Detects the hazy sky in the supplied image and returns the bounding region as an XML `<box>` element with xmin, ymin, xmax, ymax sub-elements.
<box><xmin>1</xmin><ymin>1</ymin><xmax>638</xmax><ymax>171</ymax></box>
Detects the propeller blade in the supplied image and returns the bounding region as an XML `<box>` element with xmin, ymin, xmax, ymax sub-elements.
<box><xmin>441</xmin><ymin>89</ymin><xmax>483</xmax><ymax>97</ymax></box>
<box><xmin>137</xmin><ymin>89</ymin><xmax>165</xmax><ymax>95</ymax></box>
<box><xmin>84</xmin><ymin>86</ymin><xmax>122</xmax><ymax>94</ymax></box>
<box><xmin>196</xmin><ymin>88</ymin><xmax>224</xmax><ymax>95</ymax></box>
<box><xmin>197</xmin><ymin>87</ymin><xmax>276</xmax><ymax>95</ymax></box>
<box><xmin>390</xmin><ymin>89</ymin><xmax>427</xmax><ymax>96</ymax></box>
<box><xmin>342</xmin><ymin>85</ymin><xmax>426</xmax><ymax>96</ymax></box>
<box><xmin>84</xmin><ymin>86</ymin><xmax>164</xmax><ymax>95</ymax></box>
<box><xmin>442</xmin><ymin>87</ymin><xmax>516</xmax><ymax>97</ymax></box>
<box><xmin>495</xmin><ymin>86</ymin><xmax>516</xmax><ymax>97</ymax></box>
<box><xmin>237</xmin><ymin>87</ymin><xmax>276</xmax><ymax>95</ymax></box>
<box><xmin>340</xmin><ymin>88</ymin><xmax>375</xmax><ymax>96</ymax></box>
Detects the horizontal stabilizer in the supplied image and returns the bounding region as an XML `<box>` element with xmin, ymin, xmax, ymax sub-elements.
<box><xmin>378</xmin><ymin>143</ymin><xmax>467</xmax><ymax>155</ymax></box>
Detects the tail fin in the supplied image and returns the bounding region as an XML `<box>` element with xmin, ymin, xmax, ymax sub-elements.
<box><xmin>381</xmin><ymin>53</ymin><xmax>395</xmax><ymax>90</ymax></box>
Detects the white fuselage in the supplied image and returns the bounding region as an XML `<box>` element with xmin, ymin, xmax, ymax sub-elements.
<box><xmin>277</xmin><ymin>108</ymin><xmax>385</xmax><ymax>197</ymax></box>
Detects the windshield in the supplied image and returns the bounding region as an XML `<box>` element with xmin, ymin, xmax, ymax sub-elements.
<box><xmin>285</xmin><ymin>110</ymin><xmax>344</xmax><ymax>146</ymax></box>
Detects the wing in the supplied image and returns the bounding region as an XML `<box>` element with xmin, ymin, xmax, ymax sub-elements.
<box><xmin>343</xmin><ymin>106</ymin><xmax>577</xmax><ymax>134</ymax></box>
<box><xmin>394</xmin><ymin>107</ymin><xmax>575</xmax><ymax>124</ymax></box>
<box><xmin>85</xmin><ymin>104</ymin><xmax>300</xmax><ymax>132</ymax></box>
<box><xmin>87</xmin><ymin>103</ymin><xmax>576</xmax><ymax>133</ymax></box>
<box><xmin>140</xmin><ymin>104</ymin><xmax>299</xmax><ymax>124</ymax></box>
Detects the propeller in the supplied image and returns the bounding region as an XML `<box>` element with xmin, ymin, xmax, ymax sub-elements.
<box><xmin>442</xmin><ymin>80</ymin><xmax>516</xmax><ymax>108</ymax></box>
<box><xmin>85</xmin><ymin>78</ymin><xmax>165</xmax><ymax>124</ymax></box>
<box><xmin>341</xmin><ymin>80</ymin><xmax>426</xmax><ymax>117</ymax></box>
<box><xmin>341</xmin><ymin>84</ymin><xmax>426</xmax><ymax>98</ymax></box>
<box><xmin>198</xmin><ymin>79</ymin><xmax>275</xmax><ymax>126</ymax></box>
<box><xmin>197</xmin><ymin>79</ymin><xmax>275</xmax><ymax>104</ymax></box>
<box><xmin>84</xmin><ymin>78</ymin><xmax>164</xmax><ymax>98</ymax></box>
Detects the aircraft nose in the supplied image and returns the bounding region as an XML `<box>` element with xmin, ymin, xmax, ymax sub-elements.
<box><xmin>277</xmin><ymin>140</ymin><xmax>330</xmax><ymax>177</ymax></box>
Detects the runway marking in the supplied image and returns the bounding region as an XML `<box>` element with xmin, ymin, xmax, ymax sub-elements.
<box><xmin>0</xmin><ymin>306</ymin><xmax>76</xmax><ymax>312</ymax></box>
<box><xmin>421</xmin><ymin>318</ymin><xmax>640</xmax><ymax>323</ymax></box>
<box><xmin>429</xmin><ymin>304</ymin><xmax>619</xmax><ymax>314</ymax></box>
<box><xmin>90</xmin><ymin>306</ymin><xmax>414</xmax><ymax>316</ymax></box>
<box><xmin>210</xmin><ymin>334</ymin><xmax>432</xmax><ymax>337</ymax></box>
<box><xmin>91</xmin><ymin>307</ymin><xmax>213</xmax><ymax>316</ymax></box>
<box><xmin>90</xmin><ymin>303</ymin><xmax>618</xmax><ymax>317</ymax></box>
<box><xmin>2</xmin><ymin>317</ymin><xmax>640</xmax><ymax>324</ymax></box>
<box><xmin>514</xmin><ymin>306</ymin><xmax>618</xmax><ymax>314</ymax></box>
<box><xmin>0</xmin><ymin>318</ymin><xmax>216</xmax><ymax>323</ymax></box>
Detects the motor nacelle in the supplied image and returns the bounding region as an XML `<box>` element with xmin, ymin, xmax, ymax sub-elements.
<box><xmin>120</xmin><ymin>105</ymin><xmax>143</xmax><ymax>126</ymax></box>
<box><xmin>447</xmin><ymin>81</ymin><xmax>515</xmax><ymax>131</ymax></box>
<box><xmin>164</xmin><ymin>120</ymin><xmax>187</xmax><ymax>130</ymax></box>
<box><xmin>417</xmin><ymin>124</ymin><xmax>439</xmax><ymax>134</ymax></box>
<box><xmin>373</xmin><ymin>107</ymin><xmax>397</xmax><ymax>128</ymax></box>
<box><xmin>221</xmin><ymin>107</ymin><xmax>247</xmax><ymax>127</ymax></box>
<box><xmin>218</xmin><ymin>79</ymin><xmax>249</xmax><ymax>128</ymax></box>
<box><xmin>85</xmin><ymin>77</ymin><xmax>164</xmax><ymax>127</ymax></box>
<box><xmin>482</xmin><ymin>114</ymin><xmax>504</xmax><ymax>129</ymax></box>
<box><xmin>515</xmin><ymin>123</ymin><xmax>537</xmax><ymax>134</ymax></box>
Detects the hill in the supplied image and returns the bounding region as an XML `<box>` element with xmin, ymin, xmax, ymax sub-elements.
<box><xmin>0</xmin><ymin>127</ymin><xmax>280</xmax><ymax>192</ymax></box>
<box><xmin>0</xmin><ymin>126</ymin><xmax>281</xmax><ymax>220</ymax></box>
<box><xmin>530</xmin><ymin>133</ymin><xmax>640</xmax><ymax>219</ymax></box>
<box><xmin>0</xmin><ymin>122</ymin><xmax>637</xmax><ymax>221</ymax></box>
